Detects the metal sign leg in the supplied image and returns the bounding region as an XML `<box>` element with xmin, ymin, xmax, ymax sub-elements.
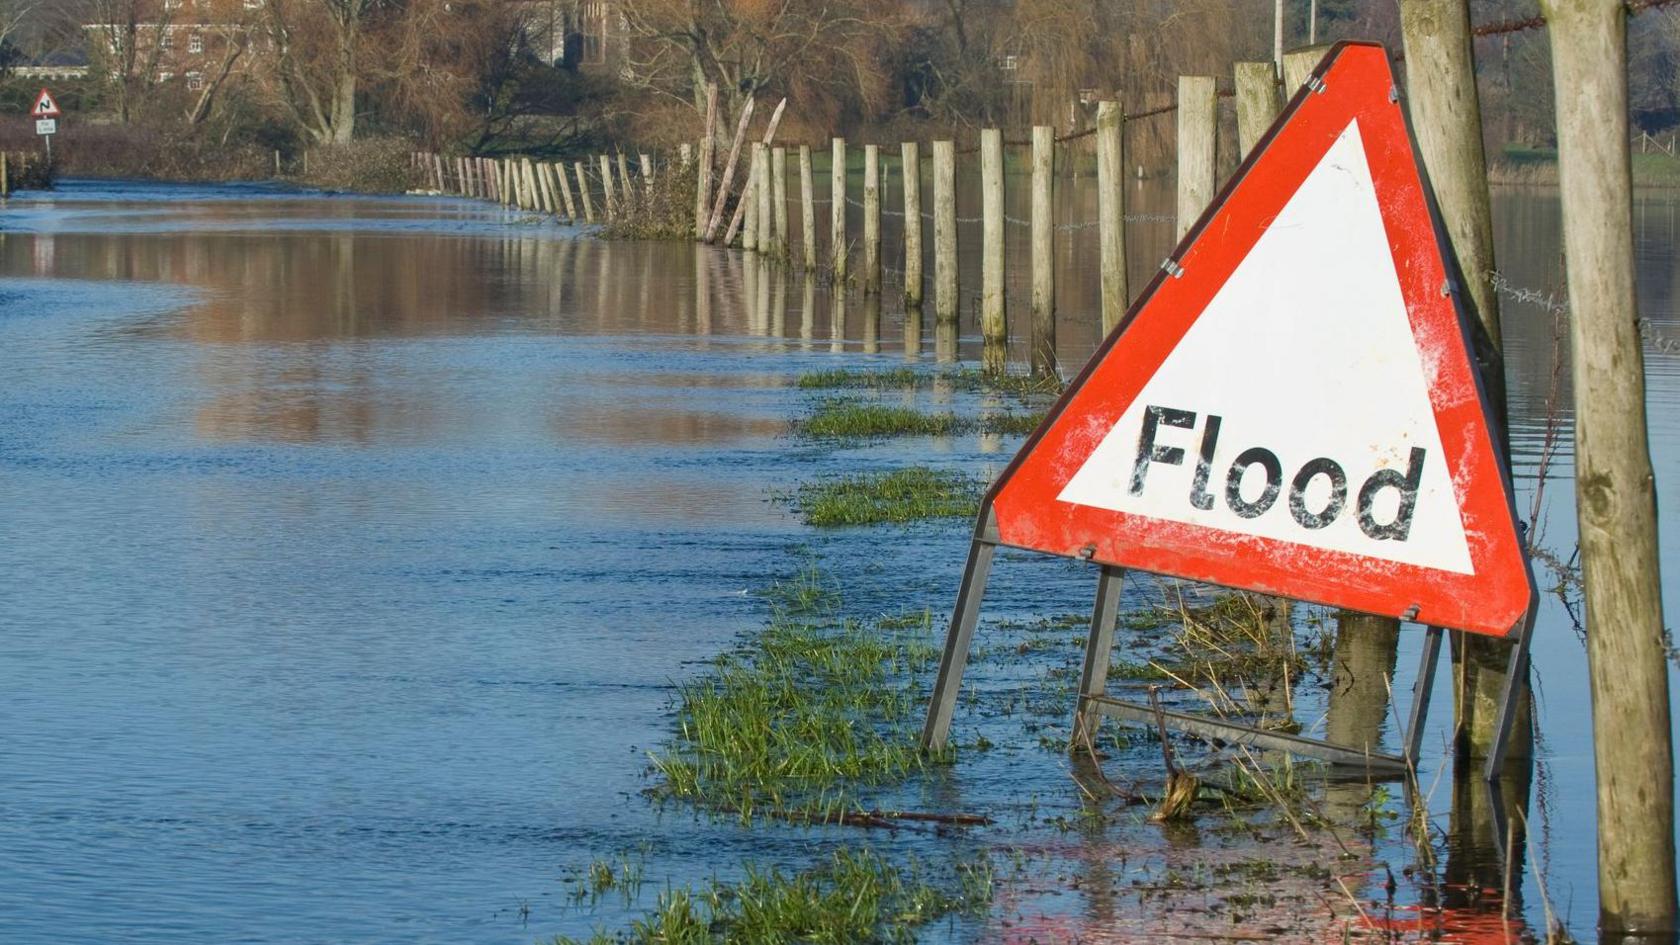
<box><xmin>1481</xmin><ymin>608</ymin><xmax>1537</xmax><ymax>782</ymax></box>
<box><xmin>920</xmin><ymin>512</ymin><xmax>998</xmax><ymax>751</ymax></box>
<box><xmin>1072</xmin><ymin>565</ymin><xmax>1126</xmax><ymax>752</ymax></box>
<box><xmin>1404</xmin><ymin>625</ymin><xmax>1446</xmax><ymax>768</ymax></box>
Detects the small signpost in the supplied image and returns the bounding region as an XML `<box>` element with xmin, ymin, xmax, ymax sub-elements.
<box><xmin>31</xmin><ymin>88</ymin><xmax>60</xmax><ymax>159</ymax></box>
<box><xmin>921</xmin><ymin>42</ymin><xmax>1537</xmax><ymax>781</ymax></box>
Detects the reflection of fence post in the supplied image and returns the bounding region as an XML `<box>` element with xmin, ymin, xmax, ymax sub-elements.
<box><xmin>1175</xmin><ymin>76</ymin><xmax>1217</xmax><ymax>239</ymax></box>
<box><xmin>1030</xmin><ymin>125</ymin><xmax>1056</xmax><ymax>377</ymax></box>
<box><xmin>1545</xmin><ymin>0</ymin><xmax>1677</xmax><ymax>932</ymax></box>
<box><xmin>831</xmin><ymin>137</ymin><xmax>848</xmax><ymax>279</ymax></box>
<box><xmin>980</xmin><ymin>128</ymin><xmax>1007</xmax><ymax>375</ymax></box>
<box><xmin>772</xmin><ymin>146</ymin><xmax>789</xmax><ymax>261</ymax></box>
<box><xmin>933</xmin><ymin>140</ymin><xmax>958</xmax><ymax>348</ymax></box>
<box><xmin>1399</xmin><ymin>0</ymin><xmax>1523</xmax><ymax>763</ymax></box>
<box><xmin>1096</xmin><ymin>102</ymin><xmax>1126</xmax><ymax>334</ymax></box>
<box><xmin>863</xmin><ymin>145</ymin><xmax>881</xmax><ymax>293</ymax></box>
<box><xmin>799</xmin><ymin>145</ymin><xmax>816</xmax><ymax>271</ymax></box>
<box><xmin>1234</xmin><ymin>61</ymin><xmax>1281</xmax><ymax>158</ymax></box>
<box><xmin>901</xmin><ymin>141</ymin><xmax>923</xmax><ymax>311</ymax></box>
<box><xmin>574</xmin><ymin>161</ymin><xmax>595</xmax><ymax>223</ymax></box>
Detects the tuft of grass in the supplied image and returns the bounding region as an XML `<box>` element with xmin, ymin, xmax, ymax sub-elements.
<box><xmin>799</xmin><ymin>400</ymin><xmax>961</xmax><ymax>438</ymax></box>
<box><xmin>979</xmin><ymin>410</ymin><xmax>1048</xmax><ymax>436</ymax></box>
<box><xmin>794</xmin><ymin>367</ymin><xmax>1064</xmax><ymax>398</ymax></box>
<box><xmin>791</xmin><ymin>468</ymin><xmax>981</xmax><ymax>527</ymax></box>
<box><xmin>648</xmin><ymin>569</ymin><xmax>948</xmax><ymax>824</ymax></box>
<box><xmin>553</xmin><ymin>848</ymin><xmax>991</xmax><ymax>945</ymax></box>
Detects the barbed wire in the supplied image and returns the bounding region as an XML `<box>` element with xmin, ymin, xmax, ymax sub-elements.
<box><xmin>1491</xmin><ymin>272</ymin><xmax>1680</xmax><ymax>355</ymax></box>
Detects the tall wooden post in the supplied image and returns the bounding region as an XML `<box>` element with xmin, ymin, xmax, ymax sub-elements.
<box><xmin>980</xmin><ymin>128</ymin><xmax>1007</xmax><ymax>375</ymax></box>
<box><xmin>696</xmin><ymin>84</ymin><xmax>717</xmax><ymax>239</ymax></box>
<box><xmin>932</xmin><ymin>140</ymin><xmax>958</xmax><ymax>350</ymax></box>
<box><xmin>831</xmin><ymin>137</ymin><xmax>848</xmax><ymax>279</ymax></box>
<box><xmin>3</xmin><ymin>151</ymin><xmax>11</xmax><ymax>197</ymax></box>
<box><xmin>555</xmin><ymin>163</ymin><xmax>578</xmax><ymax>221</ymax></box>
<box><xmin>1029</xmin><ymin>126</ymin><xmax>1056</xmax><ymax>378</ymax></box>
<box><xmin>706</xmin><ymin>96</ymin><xmax>754</xmax><ymax>242</ymax></box>
<box><xmin>799</xmin><ymin>145</ymin><xmax>817</xmax><ymax>270</ymax></box>
<box><xmin>901</xmin><ymin>141</ymin><xmax>924</xmax><ymax>311</ymax></box>
<box><xmin>1175</xmin><ymin>76</ymin><xmax>1217</xmax><ymax>240</ymax></box>
<box><xmin>639</xmin><ymin>152</ymin><xmax>653</xmax><ymax>196</ymax></box>
<box><xmin>1234</xmin><ymin>61</ymin><xmax>1282</xmax><ymax>158</ymax></box>
<box><xmin>1282</xmin><ymin>48</ymin><xmax>1324</xmax><ymax>96</ymax></box>
<box><xmin>1400</xmin><ymin>0</ymin><xmax>1525</xmax><ymax>763</ymax></box>
<box><xmin>743</xmin><ymin>144</ymin><xmax>761</xmax><ymax>253</ymax></box>
<box><xmin>863</xmin><ymin>145</ymin><xmax>881</xmax><ymax>293</ymax></box>
<box><xmin>617</xmin><ymin>152</ymin><xmax>633</xmax><ymax>209</ymax></box>
<box><xmin>1543</xmin><ymin>0</ymin><xmax>1677</xmax><ymax>931</ymax></box>
<box><xmin>574</xmin><ymin>161</ymin><xmax>595</xmax><ymax>223</ymax></box>
<box><xmin>756</xmin><ymin>144</ymin><xmax>772</xmax><ymax>256</ymax></box>
<box><xmin>1096</xmin><ymin>102</ymin><xmax>1127</xmax><ymax>334</ymax></box>
<box><xmin>599</xmin><ymin>155</ymin><xmax>617</xmax><ymax>219</ymax></box>
<box><xmin>772</xmin><ymin>146</ymin><xmax>789</xmax><ymax>260</ymax></box>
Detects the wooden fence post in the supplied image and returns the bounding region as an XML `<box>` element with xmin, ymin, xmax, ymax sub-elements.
<box><xmin>1176</xmin><ymin>76</ymin><xmax>1217</xmax><ymax>239</ymax></box>
<box><xmin>706</xmin><ymin>96</ymin><xmax>755</xmax><ymax>242</ymax></box>
<box><xmin>3</xmin><ymin>151</ymin><xmax>10</xmax><ymax>198</ymax></box>
<box><xmin>743</xmin><ymin>144</ymin><xmax>761</xmax><ymax>252</ymax></box>
<box><xmin>574</xmin><ymin>161</ymin><xmax>595</xmax><ymax>223</ymax></box>
<box><xmin>1030</xmin><ymin>125</ymin><xmax>1056</xmax><ymax>377</ymax></box>
<box><xmin>830</xmin><ymin>137</ymin><xmax>848</xmax><ymax>279</ymax></box>
<box><xmin>932</xmin><ymin>140</ymin><xmax>958</xmax><ymax>349</ymax></box>
<box><xmin>599</xmin><ymin>155</ymin><xmax>618</xmax><ymax>219</ymax></box>
<box><xmin>639</xmin><ymin>152</ymin><xmax>653</xmax><ymax>197</ymax></box>
<box><xmin>980</xmin><ymin>127</ymin><xmax>1007</xmax><ymax>375</ymax></box>
<box><xmin>1234</xmin><ymin>61</ymin><xmax>1282</xmax><ymax>158</ymax></box>
<box><xmin>1282</xmin><ymin>48</ymin><xmax>1325</xmax><ymax>96</ymax></box>
<box><xmin>555</xmin><ymin>163</ymin><xmax>578</xmax><ymax>221</ymax></box>
<box><xmin>1544</xmin><ymin>0</ymin><xmax>1677</xmax><ymax>931</ymax></box>
<box><xmin>723</xmin><ymin>99</ymin><xmax>788</xmax><ymax>246</ymax></box>
<box><xmin>756</xmin><ymin>143</ymin><xmax>772</xmax><ymax>255</ymax></box>
<box><xmin>1097</xmin><ymin>102</ymin><xmax>1127</xmax><ymax>334</ymax></box>
<box><xmin>863</xmin><ymin>145</ymin><xmax>881</xmax><ymax>293</ymax></box>
<box><xmin>617</xmin><ymin>152</ymin><xmax>633</xmax><ymax>209</ymax></box>
<box><xmin>901</xmin><ymin>141</ymin><xmax>923</xmax><ymax>311</ymax></box>
<box><xmin>772</xmin><ymin>146</ymin><xmax>789</xmax><ymax>260</ymax></box>
<box><xmin>799</xmin><ymin>145</ymin><xmax>816</xmax><ymax>270</ymax></box>
<box><xmin>1399</xmin><ymin>0</ymin><xmax>1525</xmax><ymax>763</ymax></box>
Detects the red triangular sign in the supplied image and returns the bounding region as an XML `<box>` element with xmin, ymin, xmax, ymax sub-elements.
<box><xmin>988</xmin><ymin>43</ymin><xmax>1532</xmax><ymax>638</ymax></box>
<box><xmin>31</xmin><ymin>88</ymin><xmax>60</xmax><ymax>119</ymax></box>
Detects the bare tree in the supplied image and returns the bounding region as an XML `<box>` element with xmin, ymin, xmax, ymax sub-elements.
<box><xmin>263</xmin><ymin>0</ymin><xmax>386</xmax><ymax>144</ymax></box>
<box><xmin>81</xmin><ymin>0</ymin><xmax>176</xmax><ymax>124</ymax></box>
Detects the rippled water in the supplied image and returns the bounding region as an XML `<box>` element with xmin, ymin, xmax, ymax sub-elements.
<box><xmin>1</xmin><ymin>178</ymin><xmax>1676</xmax><ymax>944</ymax></box>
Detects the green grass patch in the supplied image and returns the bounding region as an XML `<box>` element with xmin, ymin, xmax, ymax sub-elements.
<box><xmin>553</xmin><ymin>848</ymin><xmax>991</xmax><ymax>945</ymax></box>
<box><xmin>799</xmin><ymin>400</ymin><xmax>961</xmax><ymax>438</ymax></box>
<box><xmin>979</xmin><ymin>410</ymin><xmax>1048</xmax><ymax>436</ymax></box>
<box><xmin>795</xmin><ymin>367</ymin><xmax>1064</xmax><ymax>398</ymax></box>
<box><xmin>648</xmin><ymin>570</ymin><xmax>948</xmax><ymax>824</ymax></box>
<box><xmin>791</xmin><ymin>468</ymin><xmax>981</xmax><ymax>527</ymax></box>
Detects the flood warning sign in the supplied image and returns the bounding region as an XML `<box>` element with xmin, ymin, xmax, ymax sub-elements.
<box><xmin>986</xmin><ymin>43</ymin><xmax>1532</xmax><ymax>638</ymax></box>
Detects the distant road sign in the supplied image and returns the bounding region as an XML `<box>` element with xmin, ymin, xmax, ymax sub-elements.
<box><xmin>986</xmin><ymin>43</ymin><xmax>1532</xmax><ymax>638</ymax></box>
<box><xmin>30</xmin><ymin>88</ymin><xmax>61</xmax><ymax>119</ymax></box>
<box><xmin>35</xmin><ymin>118</ymin><xmax>56</xmax><ymax>136</ymax></box>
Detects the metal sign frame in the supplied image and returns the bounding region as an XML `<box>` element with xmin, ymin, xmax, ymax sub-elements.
<box><xmin>920</xmin><ymin>42</ymin><xmax>1538</xmax><ymax>782</ymax></box>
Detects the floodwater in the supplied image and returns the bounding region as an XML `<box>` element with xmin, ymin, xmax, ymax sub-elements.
<box><xmin>0</xmin><ymin>175</ymin><xmax>1677</xmax><ymax>945</ymax></box>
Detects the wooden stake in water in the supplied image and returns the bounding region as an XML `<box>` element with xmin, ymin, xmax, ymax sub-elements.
<box><xmin>555</xmin><ymin>163</ymin><xmax>578</xmax><ymax>221</ymax></box>
<box><xmin>599</xmin><ymin>155</ymin><xmax>618</xmax><ymax>219</ymax></box>
<box><xmin>863</xmin><ymin>145</ymin><xmax>881</xmax><ymax>294</ymax></box>
<box><xmin>980</xmin><ymin>128</ymin><xmax>1007</xmax><ymax>375</ymax></box>
<box><xmin>1030</xmin><ymin>125</ymin><xmax>1056</xmax><ymax>377</ymax></box>
<box><xmin>617</xmin><ymin>152</ymin><xmax>633</xmax><ymax>210</ymax></box>
<box><xmin>831</xmin><ymin>137</ymin><xmax>848</xmax><ymax>280</ymax></box>
<box><xmin>1234</xmin><ymin>61</ymin><xmax>1282</xmax><ymax>158</ymax></box>
<box><xmin>755</xmin><ymin>143</ymin><xmax>772</xmax><ymax>256</ymax></box>
<box><xmin>932</xmin><ymin>140</ymin><xmax>958</xmax><ymax>342</ymax></box>
<box><xmin>706</xmin><ymin>95</ymin><xmax>753</xmax><ymax>242</ymax></box>
<box><xmin>574</xmin><ymin>161</ymin><xmax>595</xmax><ymax>223</ymax></box>
<box><xmin>799</xmin><ymin>145</ymin><xmax>816</xmax><ymax>271</ymax></box>
<box><xmin>1096</xmin><ymin>102</ymin><xmax>1127</xmax><ymax>334</ymax></box>
<box><xmin>743</xmin><ymin>145</ymin><xmax>761</xmax><ymax>252</ymax></box>
<box><xmin>639</xmin><ymin>152</ymin><xmax>653</xmax><ymax>197</ymax></box>
<box><xmin>696</xmin><ymin>85</ymin><xmax>717</xmax><ymax>238</ymax></box>
<box><xmin>723</xmin><ymin>99</ymin><xmax>788</xmax><ymax>246</ymax></box>
<box><xmin>1399</xmin><ymin>0</ymin><xmax>1524</xmax><ymax>763</ymax></box>
<box><xmin>1176</xmin><ymin>76</ymin><xmax>1217</xmax><ymax>240</ymax></box>
<box><xmin>901</xmin><ymin>141</ymin><xmax>923</xmax><ymax>311</ymax></box>
<box><xmin>1543</xmin><ymin>0</ymin><xmax>1677</xmax><ymax>931</ymax></box>
<box><xmin>772</xmin><ymin>146</ymin><xmax>789</xmax><ymax>260</ymax></box>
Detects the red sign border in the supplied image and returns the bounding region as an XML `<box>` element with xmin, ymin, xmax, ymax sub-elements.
<box><xmin>30</xmin><ymin>88</ymin><xmax>60</xmax><ymax>119</ymax></box>
<box><xmin>983</xmin><ymin>42</ymin><xmax>1535</xmax><ymax>638</ymax></box>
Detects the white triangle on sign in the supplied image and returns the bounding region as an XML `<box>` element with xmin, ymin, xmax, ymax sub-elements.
<box><xmin>1055</xmin><ymin>119</ymin><xmax>1474</xmax><ymax>575</ymax></box>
